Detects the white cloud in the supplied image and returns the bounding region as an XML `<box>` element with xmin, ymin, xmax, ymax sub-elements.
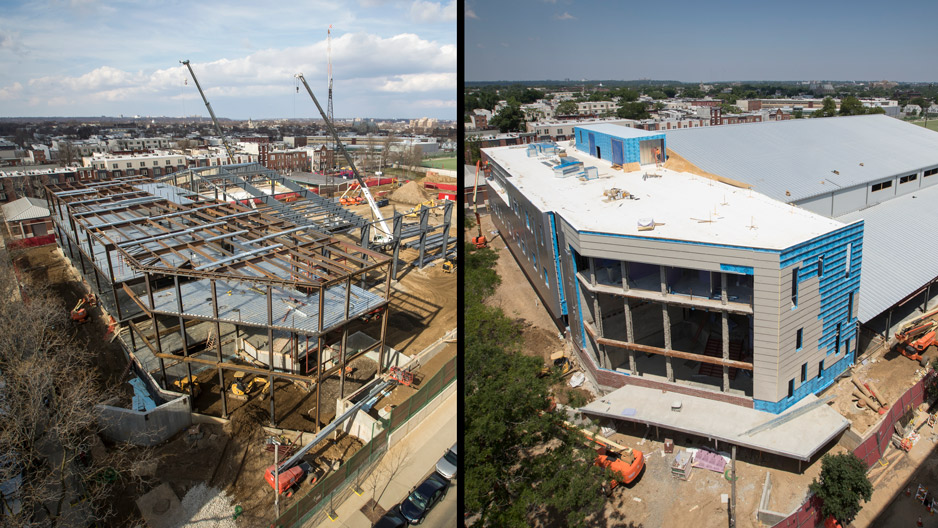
<box><xmin>4</xmin><ymin>30</ymin><xmax>454</xmax><ymax>118</ymax></box>
<box><xmin>414</xmin><ymin>98</ymin><xmax>456</xmax><ymax>108</ymax></box>
<box><xmin>0</xmin><ymin>82</ymin><xmax>23</xmax><ymax>100</ymax></box>
<box><xmin>410</xmin><ymin>0</ymin><xmax>456</xmax><ymax>23</ymax></box>
<box><xmin>380</xmin><ymin>72</ymin><xmax>455</xmax><ymax>92</ymax></box>
<box><xmin>465</xmin><ymin>6</ymin><xmax>478</xmax><ymax>19</ymax></box>
<box><xmin>554</xmin><ymin>12</ymin><xmax>576</xmax><ymax>20</ymax></box>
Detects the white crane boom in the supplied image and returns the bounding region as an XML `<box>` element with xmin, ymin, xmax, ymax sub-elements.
<box><xmin>180</xmin><ymin>60</ymin><xmax>235</xmax><ymax>164</ymax></box>
<box><xmin>295</xmin><ymin>73</ymin><xmax>392</xmax><ymax>243</ymax></box>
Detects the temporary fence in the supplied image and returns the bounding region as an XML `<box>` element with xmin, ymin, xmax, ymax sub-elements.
<box><xmin>271</xmin><ymin>355</ymin><xmax>456</xmax><ymax>528</ymax></box>
<box><xmin>272</xmin><ymin>427</ymin><xmax>388</xmax><ymax>528</ymax></box>
<box><xmin>7</xmin><ymin>233</ymin><xmax>56</xmax><ymax>250</ymax></box>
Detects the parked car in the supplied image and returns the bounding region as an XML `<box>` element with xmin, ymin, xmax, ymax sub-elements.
<box><xmin>435</xmin><ymin>443</ymin><xmax>457</xmax><ymax>480</ymax></box>
<box><xmin>400</xmin><ymin>473</ymin><xmax>448</xmax><ymax>524</ymax></box>
<box><xmin>374</xmin><ymin>504</ymin><xmax>408</xmax><ymax>528</ymax></box>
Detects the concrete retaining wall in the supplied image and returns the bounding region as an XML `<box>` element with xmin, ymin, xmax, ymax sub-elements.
<box><xmin>96</xmin><ymin>394</ymin><xmax>192</xmax><ymax>446</ymax></box>
<box><xmin>756</xmin><ymin>472</ymin><xmax>792</xmax><ymax>526</ymax></box>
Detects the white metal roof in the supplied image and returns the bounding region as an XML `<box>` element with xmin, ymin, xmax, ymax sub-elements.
<box><xmin>1</xmin><ymin>197</ymin><xmax>49</xmax><ymax>222</ymax></box>
<box><xmin>483</xmin><ymin>141</ymin><xmax>844</xmax><ymax>250</ymax></box>
<box><xmin>664</xmin><ymin>115</ymin><xmax>938</xmax><ymax>203</ymax></box>
<box><xmin>837</xmin><ymin>182</ymin><xmax>938</xmax><ymax>322</ymax></box>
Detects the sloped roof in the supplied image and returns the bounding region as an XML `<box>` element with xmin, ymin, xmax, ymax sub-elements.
<box><xmin>664</xmin><ymin>115</ymin><xmax>938</xmax><ymax>203</ymax></box>
<box><xmin>837</xmin><ymin>182</ymin><xmax>938</xmax><ymax>322</ymax></box>
<box><xmin>1</xmin><ymin>196</ymin><xmax>49</xmax><ymax>222</ymax></box>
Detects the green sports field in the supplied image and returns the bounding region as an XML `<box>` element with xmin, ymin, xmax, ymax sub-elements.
<box><xmin>911</xmin><ymin>119</ymin><xmax>938</xmax><ymax>132</ymax></box>
<box><xmin>421</xmin><ymin>157</ymin><xmax>457</xmax><ymax>171</ymax></box>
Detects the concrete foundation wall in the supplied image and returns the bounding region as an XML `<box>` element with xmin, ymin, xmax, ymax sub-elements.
<box><xmin>96</xmin><ymin>394</ymin><xmax>192</xmax><ymax>446</ymax></box>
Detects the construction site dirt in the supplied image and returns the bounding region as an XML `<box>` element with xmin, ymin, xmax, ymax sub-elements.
<box><xmin>11</xmin><ymin>184</ymin><xmax>456</xmax><ymax>525</ymax></box>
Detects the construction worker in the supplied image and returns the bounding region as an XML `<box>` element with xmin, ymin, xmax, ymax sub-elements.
<box><xmin>654</xmin><ymin>146</ymin><xmax>662</xmax><ymax>166</ymax></box>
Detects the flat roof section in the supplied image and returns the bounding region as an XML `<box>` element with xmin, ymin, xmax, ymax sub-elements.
<box><xmin>579</xmin><ymin>384</ymin><xmax>849</xmax><ymax>461</ymax></box>
<box><xmin>484</xmin><ymin>142</ymin><xmax>845</xmax><ymax>250</ymax></box>
<box><xmin>576</xmin><ymin>123</ymin><xmax>661</xmax><ymax>139</ymax></box>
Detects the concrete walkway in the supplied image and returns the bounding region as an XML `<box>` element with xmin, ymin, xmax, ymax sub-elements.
<box><xmin>314</xmin><ymin>391</ymin><xmax>456</xmax><ymax>527</ymax></box>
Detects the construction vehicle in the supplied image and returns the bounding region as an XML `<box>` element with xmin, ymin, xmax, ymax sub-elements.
<box><xmin>296</xmin><ymin>74</ymin><xmax>392</xmax><ymax>246</ymax></box>
<box><xmin>389</xmin><ymin>366</ymin><xmax>415</xmax><ymax>387</ymax></box>
<box><xmin>539</xmin><ymin>354</ymin><xmax>572</xmax><ymax>378</ymax></box>
<box><xmin>564</xmin><ymin>420</ymin><xmax>645</xmax><ymax>494</ymax></box>
<box><xmin>69</xmin><ymin>293</ymin><xmax>97</xmax><ymax>324</ymax></box>
<box><xmin>894</xmin><ymin>307</ymin><xmax>938</xmax><ymax>367</ymax></box>
<box><xmin>229</xmin><ymin>371</ymin><xmax>271</xmax><ymax>400</ymax></box>
<box><xmin>173</xmin><ymin>375</ymin><xmax>201</xmax><ymax>398</ymax></box>
<box><xmin>405</xmin><ymin>200</ymin><xmax>436</xmax><ymax>218</ymax></box>
<box><xmin>471</xmin><ymin>160</ymin><xmax>487</xmax><ymax>249</ymax></box>
<box><xmin>359</xmin><ymin>308</ymin><xmax>382</xmax><ymax>323</ymax></box>
<box><xmin>180</xmin><ymin>60</ymin><xmax>236</xmax><ymax>165</ymax></box>
<box><xmin>441</xmin><ymin>258</ymin><xmax>455</xmax><ymax>274</ymax></box>
<box><xmin>266</xmin><ymin>379</ymin><xmax>393</xmax><ymax>495</ymax></box>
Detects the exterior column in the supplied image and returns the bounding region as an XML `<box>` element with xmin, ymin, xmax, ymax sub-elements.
<box><xmin>722</xmin><ymin>312</ymin><xmax>730</xmax><ymax>392</ymax></box>
<box><xmin>210</xmin><ymin>280</ymin><xmax>228</xmax><ymax>418</ymax></box>
<box><xmin>267</xmin><ymin>285</ymin><xmax>276</xmax><ymax>427</ymax></box>
<box><xmin>593</xmin><ymin>292</ymin><xmax>606</xmax><ymax>369</ymax></box>
<box><xmin>590</xmin><ymin>257</ymin><xmax>597</xmax><ymax>287</ymax></box>
<box><xmin>660</xmin><ymin>266</ymin><xmax>672</xmax><ymax>381</ymax></box>
<box><xmin>622</xmin><ymin>261</ymin><xmax>635</xmax><ymax>373</ymax></box>
<box><xmin>663</xmin><ymin>303</ymin><xmax>673</xmax><ymax>381</ymax></box>
<box><xmin>624</xmin><ymin>299</ymin><xmax>636</xmax><ymax>374</ymax></box>
<box><xmin>721</xmin><ymin>272</ymin><xmax>728</xmax><ymax>305</ymax></box>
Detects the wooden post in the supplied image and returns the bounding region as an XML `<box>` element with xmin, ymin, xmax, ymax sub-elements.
<box><xmin>663</xmin><ymin>303</ymin><xmax>673</xmax><ymax>382</ymax></box>
<box><xmin>730</xmin><ymin>445</ymin><xmax>737</xmax><ymax>528</ymax></box>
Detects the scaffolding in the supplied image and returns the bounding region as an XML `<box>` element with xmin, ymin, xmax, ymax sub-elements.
<box><xmin>45</xmin><ymin>174</ymin><xmax>393</xmax><ymax>430</ymax></box>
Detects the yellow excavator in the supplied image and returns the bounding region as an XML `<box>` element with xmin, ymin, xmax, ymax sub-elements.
<box><xmin>442</xmin><ymin>258</ymin><xmax>455</xmax><ymax>273</ymax></box>
<box><xmin>405</xmin><ymin>200</ymin><xmax>436</xmax><ymax>218</ymax></box>
<box><xmin>173</xmin><ymin>375</ymin><xmax>201</xmax><ymax>398</ymax></box>
<box><xmin>230</xmin><ymin>371</ymin><xmax>271</xmax><ymax>400</ymax></box>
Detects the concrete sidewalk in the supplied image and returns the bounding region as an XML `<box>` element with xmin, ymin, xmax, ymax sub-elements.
<box><xmin>315</xmin><ymin>390</ymin><xmax>457</xmax><ymax>527</ymax></box>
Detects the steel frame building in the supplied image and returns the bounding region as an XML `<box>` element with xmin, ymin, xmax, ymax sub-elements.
<box><xmin>45</xmin><ymin>174</ymin><xmax>392</xmax><ymax>429</ymax></box>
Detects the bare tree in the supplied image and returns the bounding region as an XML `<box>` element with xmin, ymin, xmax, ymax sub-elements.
<box><xmin>56</xmin><ymin>142</ymin><xmax>80</xmax><ymax>167</ymax></box>
<box><xmin>367</xmin><ymin>445</ymin><xmax>411</xmax><ymax>511</ymax></box>
<box><xmin>380</xmin><ymin>134</ymin><xmax>397</xmax><ymax>170</ymax></box>
<box><xmin>0</xmin><ymin>249</ymin><xmax>149</xmax><ymax>526</ymax></box>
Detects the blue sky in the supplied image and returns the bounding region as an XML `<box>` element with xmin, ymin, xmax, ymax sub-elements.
<box><xmin>0</xmin><ymin>0</ymin><xmax>456</xmax><ymax>119</ymax></box>
<box><xmin>465</xmin><ymin>0</ymin><xmax>938</xmax><ymax>82</ymax></box>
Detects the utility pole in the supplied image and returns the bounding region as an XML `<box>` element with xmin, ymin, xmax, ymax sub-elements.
<box><xmin>274</xmin><ymin>439</ymin><xmax>280</xmax><ymax>518</ymax></box>
<box><xmin>729</xmin><ymin>445</ymin><xmax>737</xmax><ymax>528</ymax></box>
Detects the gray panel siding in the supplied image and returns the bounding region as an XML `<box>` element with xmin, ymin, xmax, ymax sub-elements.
<box><xmin>798</xmin><ymin>194</ymin><xmax>832</xmax><ymax>217</ymax></box>
<box><xmin>831</xmin><ymin>185</ymin><xmax>868</xmax><ymax>216</ymax></box>
<box><xmin>486</xmin><ymin>158</ymin><xmax>563</xmax><ymax>321</ymax></box>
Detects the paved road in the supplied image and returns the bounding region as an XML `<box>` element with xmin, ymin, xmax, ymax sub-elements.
<box><xmin>423</xmin><ymin>477</ymin><xmax>457</xmax><ymax>528</ymax></box>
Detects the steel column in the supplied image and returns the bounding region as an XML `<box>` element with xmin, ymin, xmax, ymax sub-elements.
<box><xmin>210</xmin><ymin>280</ymin><xmax>228</xmax><ymax>418</ymax></box>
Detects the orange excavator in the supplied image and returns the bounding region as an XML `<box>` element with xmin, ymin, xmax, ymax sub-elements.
<box><xmin>470</xmin><ymin>160</ymin><xmax>487</xmax><ymax>249</ymax></box>
<box><xmin>70</xmin><ymin>293</ymin><xmax>97</xmax><ymax>324</ymax></box>
<box><xmin>894</xmin><ymin>306</ymin><xmax>938</xmax><ymax>367</ymax></box>
<box><xmin>564</xmin><ymin>420</ymin><xmax>645</xmax><ymax>494</ymax></box>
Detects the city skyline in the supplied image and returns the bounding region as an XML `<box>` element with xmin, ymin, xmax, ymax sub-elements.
<box><xmin>465</xmin><ymin>0</ymin><xmax>938</xmax><ymax>83</ymax></box>
<box><xmin>0</xmin><ymin>0</ymin><xmax>456</xmax><ymax>120</ymax></box>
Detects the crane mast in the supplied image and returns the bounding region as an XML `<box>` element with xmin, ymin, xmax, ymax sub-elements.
<box><xmin>180</xmin><ymin>60</ymin><xmax>235</xmax><ymax>164</ymax></box>
<box><xmin>295</xmin><ymin>73</ymin><xmax>392</xmax><ymax>243</ymax></box>
<box><xmin>327</xmin><ymin>26</ymin><xmax>334</xmax><ymax>127</ymax></box>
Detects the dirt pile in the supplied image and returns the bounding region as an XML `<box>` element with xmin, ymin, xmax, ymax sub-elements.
<box><xmin>389</xmin><ymin>180</ymin><xmax>431</xmax><ymax>205</ymax></box>
<box><xmin>422</xmin><ymin>172</ymin><xmax>457</xmax><ymax>184</ymax></box>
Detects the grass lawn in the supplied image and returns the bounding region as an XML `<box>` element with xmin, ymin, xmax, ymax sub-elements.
<box><xmin>421</xmin><ymin>157</ymin><xmax>457</xmax><ymax>171</ymax></box>
<box><xmin>910</xmin><ymin>119</ymin><xmax>938</xmax><ymax>132</ymax></box>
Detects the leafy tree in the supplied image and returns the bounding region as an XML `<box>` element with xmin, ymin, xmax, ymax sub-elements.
<box><xmin>809</xmin><ymin>453</ymin><xmax>873</xmax><ymax>525</ymax></box>
<box><xmin>911</xmin><ymin>96</ymin><xmax>928</xmax><ymax>109</ymax></box>
<box><xmin>556</xmin><ymin>101</ymin><xmax>578</xmax><ymax>116</ymax></box>
<box><xmin>465</xmin><ymin>243</ymin><xmax>608</xmax><ymax>527</ymax></box>
<box><xmin>588</xmin><ymin>92</ymin><xmax>611</xmax><ymax>102</ymax></box>
<box><xmin>814</xmin><ymin>97</ymin><xmax>838</xmax><ymax>118</ymax></box>
<box><xmin>489</xmin><ymin>103</ymin><xmax>525</xmax><ymax>133</ymax></box>
<box><xmin>838</xmin><ymin>96</ymin><xmax>867</xmax><ymax>116</ymax></box>
<box><xmin>867</xmin><ymin>106</ymin><xmax>886</xmax><ymax>115</ymax></box>
<box><xmin>647</xmin><ymin>90</ymin><xmax>667</xmax><ymax>100</ymax></box>
<box><xmin>616</xmin><ymin>102</ymin><xmax>649</xmax><ymax>120</ymax></box>
<box><xmin>611</xmin><ymin>87</ymin><xmax>639</xmax><ymax>102</ymax></box>
<box><xmin>662</xmin><ymin>87</ymin><xmax>677</xmax><ymax>98</ymax></box>
<box><xmin>792</xmin><ymin>109</ymin><xmax>804</xmax><ymax>119</ymax></box>
<box><xmin>720</xmin><ymin>103</ymin><xmax>742</xmax><ymax>114</ymax></box>
<box><xmin>682</xmin><ymin>86</ymin><xmax>704</xmax><ymax>98</ymax></box>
